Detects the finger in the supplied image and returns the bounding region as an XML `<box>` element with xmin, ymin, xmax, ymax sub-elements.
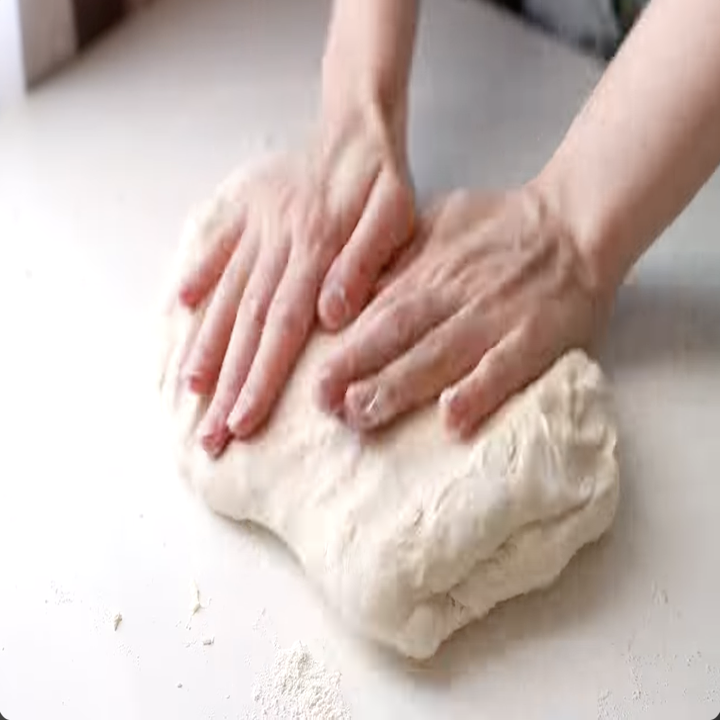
<box><xmin>226</xmin><ymin>255</ymin><xmax>320</xmax><ymax>438</ymax></box>
<box><xmin>316</xmin><ymin>292</ymin><xmax>452</xmax><ymax>415</ymax></box>
<box><xmin>372</xmin><ymin>221</ymin><xmax>432</xmax><ymax>298</ymax></box>
<box><xmin>178</xmin><ymin>211</ymin><xmax>245</xmax><ymax>308</ymax></box>
<box><xmin>196</xmin><ymin>241</ymin><xmax>289</xmax><ymax>455</ymax></box>
<box><xmin>342</xmin><ymin>311</ymin><xmax>487</xmax><ymax>431</ymax></box>
<box><xmin>318</xmin><ymin>170</ymin><xmax>414</xmax><ymax>330</ymax></box>
<box><xmin>182</xmin><ymin>234</ymin><xmax>258</xmax><ymax>394</ymax></box>
<box><xmin>370</xmin><ymin>198</ymin><xmax>454</xmax><ymax>300</ymax></box>
<box><xmin>439</xmin><ymin>321</ymin><xmax>557</xmax><ymax>438</ymax></box>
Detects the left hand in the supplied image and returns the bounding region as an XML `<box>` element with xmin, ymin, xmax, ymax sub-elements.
<box><xmin>176</xmin><ymin>109</ymin><xmax>413</xmax><ymax>455</ymax></box>
<box><xmin>317</xmin><ymin>185</ymin><xmax>614</xmax><ymax>437</ymax></box>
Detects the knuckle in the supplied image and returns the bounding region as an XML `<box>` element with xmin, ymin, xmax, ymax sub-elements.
<box><xmin>293</xmin><ymin>202</ymin><xmax>334</xmax><ymax>252</ymax></box>
<box><xmin>244</xmin><ymin>294</ymin><xmax>266</xmax><ymax>328</ymax></box>
<box><xmin>377</xmin><ymin>177</ymin><xmax>414</xmax><ymax>248</ymax></box>
<box><xmin>388</xmin><ymin>175</ymin><xmax>414</xmax><ymax>220</ymax></box>
<box><xmin>346</xmin><ymin>252</ymin><xmax>375</xmax><ymax>291</ymax></box>
<box><xmin>387</xmin><ymin>302</ymin><xmax>416</xmax><ymax>340</ymax></box>
<box><xmin>518</xmin><ymin>314</ymin><xmax>545</xmax><ymax>351</ymax></box>
<box><xmin>273</xmin><ymin>302</ymin><xmax>309</xmax><ymax>338</ymax></box>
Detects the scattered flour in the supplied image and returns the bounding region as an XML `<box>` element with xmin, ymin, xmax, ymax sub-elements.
<box><xmin>252</xmin><ymin>608</ymin><xmax>267</xmax><ymax>631</ymax></box>
<box><xmin>190</xmin><ymin>580</ymin><xmax>203</xmax><ymax>618</ymax></box>
<box><xmin>597</xmin><ymin>689</ymin><xmax>627</xmax><ymax>720</ymax></box>
<box><xmin>251</xmin><ymin>642</ymin><xmax>350</xmax><ymax>720</ymax></box>
<box><xmin>651</xmin><ymin>583</ymin><xmax>668</xmax><ymax>606</ymax></box>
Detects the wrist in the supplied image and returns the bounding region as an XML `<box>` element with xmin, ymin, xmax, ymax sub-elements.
<box><xmin>320</xmin><ymin>0</ymin><xmax>415</xmax><ymax>156</ymax></box>
<box><xmin>321</xmin><ymin>61</ymin><xmax>408</xmax><ymax>145</ymax></box>
<box><xmin>530</xmin><ymin>161</ymin><xmax>630</xmax><ymax>299</ymax></box>
<box><xmin>319</xmin><ymin>78</ymin><xmax>408</xmax><ymax>168</ymax></box>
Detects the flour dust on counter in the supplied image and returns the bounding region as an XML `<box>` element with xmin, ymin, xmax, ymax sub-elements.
<box><xmin>159</xmin><ymin>171</ymin><xmax>620</xmax><ymax>659</ymax></box>
<box><xmin>597</xmin><ymin>688</ymin><xmax>628</xmax><ymax>720</ymax></box>
<box><xmin>186</xmin><ymin>578</ymin><xmax>212</xmax><ymax>628</ymax></box>
<box><xmin>249</xmin><ymin>641</ymin><xmax>351</xmax><ymax>720</ymax></box>
<box><xmin>596</xmin><ymin>581</ymin><xmax>720</xmax><ymax>718</ymax></box>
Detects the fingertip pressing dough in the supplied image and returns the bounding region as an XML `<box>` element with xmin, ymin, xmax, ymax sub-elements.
<box><xmin>158</xmin><ymin>175</ymin><xmax>620</xmax><ymax>659</ymax></box>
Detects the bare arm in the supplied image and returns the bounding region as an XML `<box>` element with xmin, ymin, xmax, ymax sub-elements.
<box><xmin>179</xmin><ymin>0</ymin><xmax>419</xmax><ymax>450</ymax></box>
<box><xmin>319</xmin><ymin>0</ymin><xmax>720</xmax><ymax>435</ymax></box>
<box><xmin>321</xmin><ymin>0</ymin><xmax>417</xmax><ymax>152</ymax></box>
<box><xmin>538</xmin><ymin>0</ymin><xmax>720</xmax><ymax>292</ymax></box>
<box><xmin>316</xmin><ymin>0</ymin><xmax>418</xmax><ymax>327</ymax></box>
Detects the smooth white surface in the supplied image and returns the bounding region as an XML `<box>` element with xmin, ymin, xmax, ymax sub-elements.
<box><xmin>0</xmin><ymin>0</ymin><xmax>719</xmax><ymax>718</ymax></box>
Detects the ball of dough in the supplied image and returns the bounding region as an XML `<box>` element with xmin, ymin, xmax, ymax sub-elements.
<box><xmin>158</xmin><ymin>176</ymin><xmax>619</xmax><ymax>659</ymax></box>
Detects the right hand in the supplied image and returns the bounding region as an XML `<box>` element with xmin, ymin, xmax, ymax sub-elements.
<box><xmin>317</xmin><ymin>184</ymin><xmax>614</xmax><ymax>437</ymax></box>
<box><xmin>176</xmin><ymin>108</ymin><xmax>414</xmax><ymax>455</ymax></box>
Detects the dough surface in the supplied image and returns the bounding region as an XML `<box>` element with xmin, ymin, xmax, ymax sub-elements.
<box><xmin>158</xmin><ymin>175</ymin><xmax>620</xmax><ymax>659</ymax></box>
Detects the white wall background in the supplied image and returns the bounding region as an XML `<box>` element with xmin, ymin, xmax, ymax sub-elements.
<box><xmin>0</xmin><ymin>0</ymin><xmax>23</xmax><ymax>105</ymax></box>
<box><xmin>0</xmin><ymin>0</ymin><xmax>159</xmax><ymax>106</ymax></box>
<box><xmin>17</xmin><ymin>0</ymin><xmax>76</xmax><ymax>86</ymax></box>
<box><xmin>0</xmin><ymin>0</ymin><xmax>77</xmax><ymax>105</ymax></box>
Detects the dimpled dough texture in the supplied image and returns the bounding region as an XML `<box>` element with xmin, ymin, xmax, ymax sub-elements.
<box><xmin>158</xmin><ymin>175</ymin><xmax>620</xmax><ymax>660</ymax></box>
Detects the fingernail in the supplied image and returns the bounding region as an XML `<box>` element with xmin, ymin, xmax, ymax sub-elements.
<box><xmin>316</xmin><ymin>370</ymin><xmax>344</xmax><ymax>415</ymax></box>
<box><xmin>439</xmin><ymin>386</ymin><xmax>466</xmax><ymax>437</ymax></box>
<box><xmin>198</xmin><ymin>420</ymin><xmax>228</xmax><ymax>457</ymax></box>
<box><xmin>439</xmin><ymin>386</ymin><xmax>457</xmax><ymax>409</ymax></box>
<box><xmin>227</xmin><ymin>391</ymin><xmax>254</xmax><ymax>435</ymax></box>
<box><xmin>439</xmin><ymin>385</ymin><xmax>462</xmax><ymax>419</ymax></box>
<box><xmin>323</xmin><ymin>284</ymin><xmax>350</xmax><ymax>328</ymax></box>
<box><xmin>179</xmin><ymin>285</ymin><xmax>195</xmax><ymax>307</ymax></box>
<box><xmin>317</xmin><ymin>389</ymin><xmax>344</xmax><ymax>416</ymax></box>
<box><xmin>347</xmin><ymin>385</ymin><xmax>384</xmax><ymax>428</ymax></box>
<box><xmin>185</xmin><ymin>372</ymin><xmax>205</xmax><ymax>394</ymax></box>
<box><xmin>182</xmin><ymin>359</ymin><xmax>204</xmax><ymax>392</ymax></box>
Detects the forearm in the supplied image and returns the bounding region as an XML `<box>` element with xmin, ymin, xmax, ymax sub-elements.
<box><xmin>321</xmin><ymin>0</ymin><xmax>418</xmax><ymax>145</ymax></box>
<box><xmin>536</xmin><ymin>0</ymin><xmax>720</xmax><ymax>291</ymax></box>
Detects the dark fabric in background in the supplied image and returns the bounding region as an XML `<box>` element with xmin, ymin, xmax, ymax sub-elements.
<box><xmin>492</xmin><ymin>0</ymin><xmax>523</xmax><ymax>12</ymax></box>
<box><xmin>69</xmin><ymin>0</ymin><xmax>523</xmax><ymax>50</ymax></box>
<box><xmin>73</xmin><ymin>0</ymin><xmax>126</xmax><ymax>48</ymax></box>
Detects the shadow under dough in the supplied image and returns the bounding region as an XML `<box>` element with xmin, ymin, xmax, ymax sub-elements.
<box><xmin>380</xmin><ymin>277</ymin><xmax>720</xmax><ymax>680</ymax></box>
<box><xmin>203</xmin><ymin>277</ymin><xmax>719</xmax><ymax>678</ymax></box>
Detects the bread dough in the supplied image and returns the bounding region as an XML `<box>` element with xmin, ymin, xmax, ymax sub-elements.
<box><xmin>158</xmin><ymin>175</ymin><xmax>620</xmax><ymax>659</ymax></box>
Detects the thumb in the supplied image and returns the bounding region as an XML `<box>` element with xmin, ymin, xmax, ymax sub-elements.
<box><xmin>318</xmin><ymin>169</ymin><xmax>414</xmax><ymax>330</ymax></box>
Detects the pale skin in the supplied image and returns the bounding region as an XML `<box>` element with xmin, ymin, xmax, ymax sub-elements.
<box><xmin>179</xmin><ymin>0</ymin><xmax>720</xmax><ymax>455</ymax></box>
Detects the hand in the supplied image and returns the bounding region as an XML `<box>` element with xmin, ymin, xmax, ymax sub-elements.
<box><xmin>177</xmin><ymin>111</ymin><xmax>414</xmax><ymax>455</ymax></box>
<box><xmin>317</xmin><ymin>185</ymin><xmax>614</xmax><ymax>437</ymax></box>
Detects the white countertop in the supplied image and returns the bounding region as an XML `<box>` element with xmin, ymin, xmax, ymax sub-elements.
<box><xmin>1</xmin><ymin>0</ymin><xmax>719</xmax><ymax>718</ymax></box>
